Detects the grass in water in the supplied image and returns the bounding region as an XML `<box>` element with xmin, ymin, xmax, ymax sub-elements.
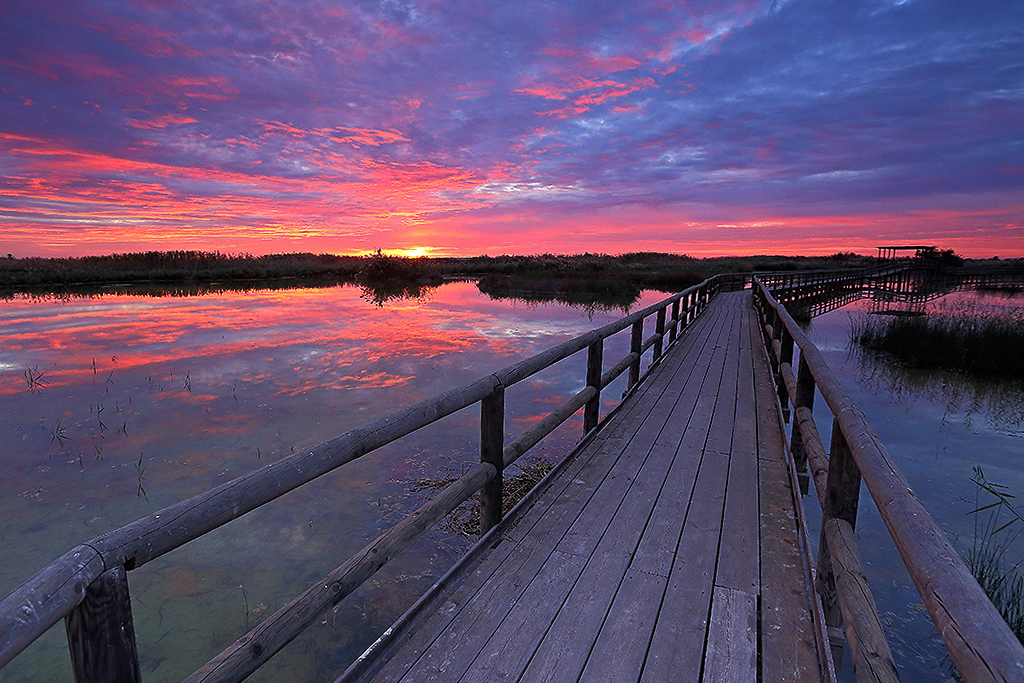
<box><xmin>965</xmin><ymin>466</ymin><xmax>1024</xmax><ymax>644</ymax></box>
<box><xmin>852</xmin><ymin>301</ymin><xmax>1024</xmax><ymax>378</ymax></box>
<box><xmin>412</xmin><ymin>457</ymin><xmax>555</xmax><ymax>537</ymax></box>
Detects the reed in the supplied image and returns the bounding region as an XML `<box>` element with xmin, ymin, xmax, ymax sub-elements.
<box><xmin>852</xmin><ymin>306</ymin><xmax>1024</xmax><ymax>378</ymax></box>
<box><xmin>965</xmin><ymin>467</ymin><xmax>1024</xmax><ymax>644</ymax></box>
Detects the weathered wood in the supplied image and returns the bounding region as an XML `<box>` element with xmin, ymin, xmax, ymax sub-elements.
<box><xmin>65</xmin><ymin>564</ymin><xmax>141</xmax><ymax>683</ymax></box>
<box><xmin>502</xmin><ymin>385</ymin><xmax>596</xmax><ymax>467</ymax></box>
<box><xmin>790</xmin><ymin>355</ymin><xmax>816</xmax><ymax>477</ymax></box>
<box><xmin>185</xmin><ymin>462</ymin><xmax>496</xmax><ymax>683</ymax></box>
<box><xmin>578</xmin><ymin>567</ymin><xmax>666</xmax><ymax>681</ymax></box>
<box><xmin>749</xmin><ymin>306</ymin><xmax>826</xmax><ymax>683</ymax></box>
<box><xmin>654</xmin><ymin>307</ymin><xmax>666</xmax><ymax>361</ymax></box>
<box><xmin>479</xmin><ymin>387</ymin><xmax>505</xmax><ymax>535</ymax></box>
<box><xmin>795</xmin><ymin>406</ymin><xmax>829</xmax><ymax>507</ymax></box>
<box><xmin>90</xmin><ymin>374</ymin><xmax>503</xmax><ymax>572</ymax></box>
<box><xmin>670</xmin><ymin>300</ymin><xmax>681</xmax><ymax>342</ymax></box>
<box><xmin>601</xmin><ymin>351</ymin><xmax>639</xmax><ymax>390</ymax></box>
<box><xmin>824</xmin><ymin>516</ymin><xmax>900</xmax><ymax>683</ymax></box>
<box><xmin>715</xmin><ymin>309</ymin><xmax>760</xmax><ymax>595</ymax></box>
<box><xmin>0</xmin><ymin>545</ymin><xmax>104</xmax><ymax>669</ymax></box>
<box><xmin>702</xmin><ymin>586</ymin><xmax>757</xmax><ymax>683</ymax></box>
<box><xmin>756</xmin><ymin>278</ymin><xmax>1024</xmax><ymax>682</ymax></box>
<box><xmin>777</xmin><ymin>328</ymin><xmax>794</xmax><ymax>421</ymax></box>
<box><xmin>628</xmin><ymin>319</ymin><xmax>643</xmax><ymax>388</ymax></box>
<box><xmin>584</xmin><ymin>339</ymin><xmax>603</xmax><ymax>432</ymax></box>
<box><xmin>825</xmin><ymin>418</ymin><xmax>861</xmax><ymax>528</ymax></box>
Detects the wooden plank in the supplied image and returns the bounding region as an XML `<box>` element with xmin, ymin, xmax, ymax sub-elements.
<box><xmin>516</xmin><ymin>551</ymin><xmax>633</xmax><ymax>683</ymax></box>
<box><xmin>578</xmin><ymin>568</ymin><xmax>667</xmax><ymax>681</ymax></box>
<box><xmin>750</xmin><ymin>310</ymin><xmax>823</xmax><ymax>683</ymax></box>
<box><xmin>714</xmin><ymin>297</ymin><xmax>761</xmax><ymax>594</ymax></box>
<box><xmin>630</xmin><ymin>302</ymin><xmax>734</xmax><ymax>579</ymax></box>
<box><xmin>553</xmin><ymin>317</ymin><xmax>719</xmax><ymax>559</ymax></box>
<box><xmin>638</xmin><ymin>472</ymin><xmax>725</xmax><ymax>683</ymax></box>
<box><xmin>369</xmin><ymin>432</ymin><xmax>619</xmax><ymax>681</ymax></box>
<box><xmin>701</xmin><ymin>586</ymin><xmax>757</xmax><ymax>683</ymax></box>
<box><xmin>452</xmin><ymin>550</ymin><xmax>589</xmax><ymax>682</ymax></box>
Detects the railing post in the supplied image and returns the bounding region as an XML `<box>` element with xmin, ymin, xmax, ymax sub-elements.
<box><xmin>670</xmin><ymin>299</ymin><xmax>680</xmax><ymax>342</ymax></box>
<box><xmin>65</xmin><ymin>564</ymin><xmax>141</xmax><ymax>683</ymax></box>
<box><xmin>479</xmin><ymin>386</ymin><xmax>505</xmax><ymax>535</ymax></box>
<box><xmin>816</xmin><ymin>419</ymin><xmax>862</xmax><ymax>631</ymax></box>
<box><xmin>628</xmin><ymin>319</ymin><xmax>643</xmax><ymax>389</ymax></box>
<box><xmin>790</xmin><ymin>354</ymin><xmax>815</xmax><ymax>494</ymax></box>
<box><xmin>777</xmin><ymin>328</ymin><xmax>794</xmax><ymax>423</ymax></box>
<box><xmin>653</xmin><ymin>308</ymin><xmax>666</xmax><ymax>362</ymax></box>
<box><xmin>584</xmin><ymin>339</ymin><xmax>603</xmax><ymax>433</ymax></box>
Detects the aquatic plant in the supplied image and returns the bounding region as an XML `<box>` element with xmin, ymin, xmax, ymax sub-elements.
<box><xmin>23</xmin><ymin>366</ymin><xmax>47</xmax><ymax>391</ymax></box>
<box><xmin>413</xmin><ymin>457</ymin><xmax>555</xmax><ymax>537</ymax></box>
<box><xmin>964</xmin><ymin>466</ymin><xmax>1024</xmax><ymax>644</ymax></box>
<box><xmin>852</xmin><ymin>303</ymin><xmax>1024</xmax><ymax>378</ymax></box>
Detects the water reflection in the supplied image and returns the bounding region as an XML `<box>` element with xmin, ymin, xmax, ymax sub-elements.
<box><xmin>0</xmin><ymin>281</ymin><xmax>664</xmax><ymax>682</ymax></box>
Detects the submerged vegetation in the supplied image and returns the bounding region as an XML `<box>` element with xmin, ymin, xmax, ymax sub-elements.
<box><xmin>412</xmin><ymin>457</ymin><xmax>556</xmax><ymax>537</ymax></box>
<box><xmin>852</xmin><ymin>300</ymin><xmax>1024</xmax><ymax>378</ymax></box>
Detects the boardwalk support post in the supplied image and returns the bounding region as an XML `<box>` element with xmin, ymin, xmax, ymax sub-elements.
<box><xmin>584</xmin><ymin>340</ymin><xmax>603</xmax><ymax>433</ymax></box>
<box><xmin>628</xmin><ymin>320</ymin><xmax>643</xmax><ymax>389</ymax></box>
<box><xmin>670</xmin><ymin>300</ymin><xmax>680</xmax><ymax>343</ymax></box>
<box><xmin>653</xmin><ymin>308</ymin><xmax>666</xmax><ymax>363</ymax></box>
<box><xmin>65</xmin><ymin>564</ymin><xmax>141</xmax><ymax>683</ymax></box>
<box><xmin>790</xmin><ymin>354</ymin><xmax>815</xmax><ymax>494</ymax></box>
<box><xmin>777</xmin><ymin>328</ymin><xmax>794</xmax><ymax>423</ymax></box>
<box><xmin>816</xmin><ymin>420</ymin><xmax>861</xmax><ymax>639</ymax></box>
<box><xmin>480</xmin><ymin>386</ymin><xmax>505</xmax><ymax>535</ymax></box>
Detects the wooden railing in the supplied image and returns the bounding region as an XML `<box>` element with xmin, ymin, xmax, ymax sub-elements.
<box><xmin>753</xmin><ymin>276</ymin><xmax>1024</xmax><ymax>683</ymax></box>
<box><xmin>0</xmin><ymin>272</ymin><xmax>747</xmax><ymax>683</ymax></box>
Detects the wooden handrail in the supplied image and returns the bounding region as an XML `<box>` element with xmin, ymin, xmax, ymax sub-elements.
<box><xmin>752</xmin><ymin>275</ymin><xmax>1024</xmax><ymax>683</ymax></box>
<box><xmin>0</xmin><ymin>273</ymin><xmax>732</xmax><ymax>680</ymax></box>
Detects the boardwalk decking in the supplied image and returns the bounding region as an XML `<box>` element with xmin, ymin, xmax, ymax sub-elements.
<box><xmin>349</xmin><ymin>291</ymin><xmax>827</xmax><ymax>683</ymax></box>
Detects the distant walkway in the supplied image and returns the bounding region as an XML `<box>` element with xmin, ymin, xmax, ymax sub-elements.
<box><xmin>349</xmin><ymin>291</ymin><xmax>828</xmax><ymax>682</ymax></box>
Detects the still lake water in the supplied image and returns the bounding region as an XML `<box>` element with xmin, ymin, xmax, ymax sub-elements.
<box><xmin>1</xmin><ymin>282</ymin><xmax>1021</xmax><ymax>682</ymax></box>
<box><xmin>0</xmin><ymin>281</ymin><xmax>663</xmax><ymax>682</ymax></box>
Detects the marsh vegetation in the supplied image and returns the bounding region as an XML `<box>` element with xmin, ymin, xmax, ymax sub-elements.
<box><xmin>852</xmin><ymin>296</ymin><xmax>1024</xmax><ymax>378</ymax></box>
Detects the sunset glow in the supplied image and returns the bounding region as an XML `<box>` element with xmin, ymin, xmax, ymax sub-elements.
<box><xmin>1</xmin><ymin>0</ymin><xmax>1021</xmax><ymax>258</ymax></box>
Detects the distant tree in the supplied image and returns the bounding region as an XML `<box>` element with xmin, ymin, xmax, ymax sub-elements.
<box><xmin>917</xmin><ymin>247</ymin><xmax>964</xmax><ymax>267</ymax></box>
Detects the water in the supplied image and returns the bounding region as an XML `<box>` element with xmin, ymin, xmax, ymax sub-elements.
<box><xmin>800</xmin><ymin>289</ymin><xmax>1024</xmax><ymax>682</ymax></box>
<box><xmin>0</xmin><ymin>282</ymin><xmax>664</xmax><ymax>682</ymax></box>
<box><xmin>3</xmin><ymin>283</ymin><xmax>1020</xmax><ymax>682</ymax></box>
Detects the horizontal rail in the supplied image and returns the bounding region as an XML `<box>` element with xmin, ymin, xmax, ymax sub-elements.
<box><xmin>0</xmin><ymin>272</ymin><xmax>733</xmax><ymax>678</ymax></box>
<box><xmin>185</xmin><ymin>463</ymin><xmax>497</xmax><ymax>683</ymax></box>
<box><xmin>753</xmin><ymin>275</ymin><xmax>1024</xmax><ymax>683</ymax></box>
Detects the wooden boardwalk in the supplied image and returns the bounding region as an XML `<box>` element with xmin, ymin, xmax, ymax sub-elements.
<box><xmin>348</xmin><ymin>291</ymin><xmax>828</xmax><ymax>683</ymax></box>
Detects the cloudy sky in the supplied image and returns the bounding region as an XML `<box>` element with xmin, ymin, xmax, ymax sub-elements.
<box><xmin>1</xmin><ymin>0</ymin><xmax>1021</xmax><ymax>258</ymax></box>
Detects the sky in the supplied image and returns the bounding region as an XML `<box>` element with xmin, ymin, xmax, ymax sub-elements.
<box><xmin>1</xmin><ymin>0</ymin><xmax>1022</xmax><ymax>259</ymax></box>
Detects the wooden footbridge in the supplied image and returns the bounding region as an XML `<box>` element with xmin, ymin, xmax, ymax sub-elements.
<box><xmin>2</xmin><ymin>266</ymin><xmax>1023</xmax><ymax>683</ymax></box>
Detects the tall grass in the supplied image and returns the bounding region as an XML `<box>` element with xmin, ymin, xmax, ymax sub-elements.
<box><xmin>852</xmin><ymin>303</ymin><xmax>1024</xmax><ymax>378</ymax></box>
<box><xmin>965</xmin><ymin>466</ymin><xmax>1024</xmax><ymax>644</ymax></box>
